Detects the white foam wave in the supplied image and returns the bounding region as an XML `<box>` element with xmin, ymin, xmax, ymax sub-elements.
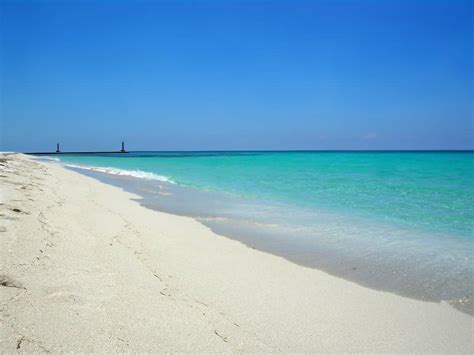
<box><xmin>41</xmin><ymin>157</ymin><xmax>60</xmax><ymax>162</ymax></box>
<box><xmin>60</xmin><ymin>163</ymin><xmax>175</xmax><ymax>183</ymax></box>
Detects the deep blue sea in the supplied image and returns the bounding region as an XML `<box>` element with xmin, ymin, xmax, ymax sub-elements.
<box><xmin>48</xmin><ymin>151</ymin><xmax>474</xmax><ymax>313</ymax></box>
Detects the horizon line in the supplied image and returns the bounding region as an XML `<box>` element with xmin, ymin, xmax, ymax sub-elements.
<box><xmin>16</xmin><ymin>149</ymin><xmax>474</xmax><ymax>154</ymax></box>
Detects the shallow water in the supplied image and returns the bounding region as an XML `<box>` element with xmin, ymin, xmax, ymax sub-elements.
<box><xmin>50</xmin><ymin>151</ymin><xmax>474</xmax><ymax>314</ymax></box>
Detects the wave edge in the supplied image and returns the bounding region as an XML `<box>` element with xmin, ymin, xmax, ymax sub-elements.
<box><xmin>59</xmin><ymin>163</ymin><xmax>175</xmax><ymax>183</ymax></box>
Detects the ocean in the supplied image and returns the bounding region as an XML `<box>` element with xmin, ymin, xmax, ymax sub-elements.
<box><xmin>49</xmin><ymin>151</ymin><xmax>474</xmax><ymax>313</ymax></box>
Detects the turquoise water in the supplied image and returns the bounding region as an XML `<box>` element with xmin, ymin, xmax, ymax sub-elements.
<box><xmin>52</xmin><ymin>151</ymin><xmax>474</xmax><ymax>312</ymax></box>
<box><xmin>57</xmin><ymin>151</ymin><xmax>473</xmax><ymax>237</ymax></box>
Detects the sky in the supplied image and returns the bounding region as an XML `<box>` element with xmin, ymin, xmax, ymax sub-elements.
<box><xmin>1</xmin><ymin>0</ymin><xmax>472</xmax><ymax>151</ymax></box>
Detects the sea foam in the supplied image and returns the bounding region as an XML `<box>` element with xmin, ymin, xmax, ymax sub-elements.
<box><xmin>40</xmin><ymin>157</ymin><xmax>61</xmax><ymax>162</ymax></box>
<box><xmin>60</xmin><ymin>163</ymin><xmax>175</xmax><ymax>183</ymax></box>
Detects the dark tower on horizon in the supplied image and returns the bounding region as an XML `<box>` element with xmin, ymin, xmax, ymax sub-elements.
<box><xmin>56</xmin><ymin>143</ymin><xmax>60</xmax><ymax>153</ymax></box>
<box><xmin>121</xmin><ymin>141</ymin><xmax>125</xmax><ymax>152</ymax></box>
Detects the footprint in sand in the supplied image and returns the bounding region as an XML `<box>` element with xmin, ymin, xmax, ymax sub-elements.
<box><xmin>0</xmin><ymin>275</ymin><xmax>25</xmax><ymax>289</ymax></box>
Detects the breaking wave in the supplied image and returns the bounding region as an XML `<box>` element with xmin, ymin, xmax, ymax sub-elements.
<box><xmin>60</xmin><ymin>163</ymin><xmax>175</xmax><ymax>183</ymax></box>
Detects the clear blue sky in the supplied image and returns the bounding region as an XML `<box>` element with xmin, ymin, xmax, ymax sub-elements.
<box><xmin>1</xmin><ymin>0</ymin><xmax>472</xmax><ymax>151</ymax></box>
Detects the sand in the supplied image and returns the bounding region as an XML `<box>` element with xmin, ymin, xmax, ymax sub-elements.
<box><xmin>0</xmin><ymin>153</ymin><xmax>472</xmax><ymax>352</ymax></box>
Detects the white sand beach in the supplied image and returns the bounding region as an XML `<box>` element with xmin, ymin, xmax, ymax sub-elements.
<box><xmin>0</xmin><ymin>153</ymin><xmax>472</xmax><ymax>352</ymax></box>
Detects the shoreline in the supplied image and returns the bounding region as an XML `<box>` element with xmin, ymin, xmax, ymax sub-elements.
<box><xmin>62</xmin><ymin>159</ymin><xmax>473</xmax><ymax>315</ymax></box>
<box><xmin>1</xmin><ymin>153</ymin><xmax>472</xmax><ymax>352</ymax></box>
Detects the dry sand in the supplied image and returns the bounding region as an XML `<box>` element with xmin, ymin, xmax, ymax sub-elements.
<box><xmin>0</xmin><ymin>153</ymin><xmax>472</xmax><ymax>352</ymax></box>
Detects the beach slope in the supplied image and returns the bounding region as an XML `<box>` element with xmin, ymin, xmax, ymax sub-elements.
<box><xmin>0</xmin><ymin>153</ymin><xmax>472</xmax><ymax>352</ymax></box>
